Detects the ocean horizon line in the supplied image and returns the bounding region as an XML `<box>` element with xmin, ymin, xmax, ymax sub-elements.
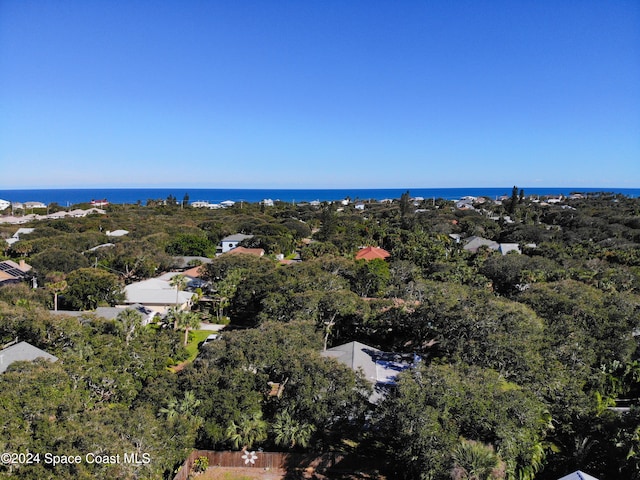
<box><xmin>1</xmin><ymin>186</ymin><xmax>638</xmax><ymax>206</ymax></box>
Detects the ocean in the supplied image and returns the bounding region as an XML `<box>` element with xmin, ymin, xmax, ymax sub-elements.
<box><xmin>0</xmin><ymin>187</ymin><xmax>638</xmax><ymax>206</ymax></box>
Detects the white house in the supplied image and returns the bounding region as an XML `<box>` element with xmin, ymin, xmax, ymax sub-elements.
<box><xmin>5</xmin><ymin>228</ymin><xmax>35</xmax><ymax>246</ymax></box>
<box><xmin>218</xmin><ymin>234</ymin><xmax>254</xmax><ymax>254</ymax></box>
<box><xmin>191</xmin><ymin>201</ymin><xmax>222</xmax><ymax>209</ymax></box>
<box><xmin>121</xmin><ymin>277</ymin><xmax>194</xmax><ymax>314</ymax></box>
<box><xmin>24</xmin><ymin>201</ymin><xmax>47</xmax><ymax>210</ymax></box>
<box><xmin>0</xmin><ymin>199</ymin><xmax>10</xmax><ymax>211</ymax></box>
<box><xmin>499</xmin><ymin>243</ymin><xmax>521</xmax><ymax>255</ymax></box>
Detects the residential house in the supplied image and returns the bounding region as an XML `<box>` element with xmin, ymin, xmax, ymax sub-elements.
<box><xmin>0</xmin><ymin>207</ymin><xmax>105</xmax><ymax>224</ymax></box>
<box><xmin>218</xmin><ymin>234</ymin><xmax>254</xmax><ymax>254</ymax></box>
<box><xmin>0</xmin><ymin>341</ymin><xmax>58</xmax><ymax>374</ymax></box>
<box><xmin>121</xmin><ymin>275</ymin><xmax>194</xmax><ymax>314</ymax></box>
<box><xmin>191</xmin><ymin>201</ymin><xmax>222</xmax><ymax>209</ymax></box>
<box><xmin>24</xmin><ymin>201</ymin><xmax>47</xmax><ymax>210</ymax></box>
<box><xmin>177</xmin><ymin>265</ymin><xmax>211</xmax><ymax>290</ymax></box>
<box><xmin>171</xmin><ymin>256</ymin><xmax>213</xmax><ymax>270</ymax></box>
<box><xmin>455</xmin><ymin>197</ymin><xmax>476</xmax><ymax>210</ymax></box>
<box><xmin>0</xmin><ymin>260</ymin><xmax>32</xmax><ymax>285</ymax></box>
<box><xmin>5</xmin><ymin>227</ymin><xmax>35</xmax><ymax>246</ymax></box>
<box><xmin>499</xmin><ymin>243</ymin><xmax>521</xmax><ymax>255</ymax></box>
<box><xmin>355</xmin><ymin>246</ymin><xmax>391</xmax><ymax>261</ymax></box>
<box><xmin>226</xmin><ymin>246</ymin><xmax>265</xmax><ymax>257</ymax></box>
<box><xmin>94</xmin><ymin>303</ymin><xmax>158</xmax><ymax>326</ymax></box>
<box><xmin>0</xmin><ymin>199</ymin><xmax>10</xmax><ymax>211</ymax></box>
<box><xmin>321</xmin><ymin>341</ymin><xmax>417</xmax><ymax>402</ymax></box>
<box><xmin>462</xmin><ymin>236</ymin><xmax>499</xmax><ymax>253</ymax></box>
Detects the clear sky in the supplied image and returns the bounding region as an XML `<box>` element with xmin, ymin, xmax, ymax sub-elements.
<box><xmin>1</xmin><ymin>0</ymin><xmax>638</xmax><ymax>189</ymax></box>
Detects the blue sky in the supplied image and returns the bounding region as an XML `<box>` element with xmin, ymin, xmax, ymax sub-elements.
<box><xmin>1</xmin><ymin>0</ymin><xmax>638</xmax><ymax>189</ymax></box>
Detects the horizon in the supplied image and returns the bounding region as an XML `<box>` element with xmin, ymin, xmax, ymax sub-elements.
<box><xmin>1</xmin><ymin>1</ymin><xmax>639</xmax><ymax>189</ymax></box>
<box><xmin>2</xmin><ymin>186</ymin><xmax>638</xmax><ymax>207</ymax></box>
<box><xmin>3</xmin><ymin>185</ymin><xmax>640</xmax><ymax>192</ymax></box>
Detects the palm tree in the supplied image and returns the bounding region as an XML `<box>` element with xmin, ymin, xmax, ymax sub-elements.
<box><xmin>117</xmin><ymin>308</ymin><xmax>143</xmax><ymax>345</ymax></box>
<box><xmin>177</xmin><ymin>311</ymin><xmax>201</xmax><ymax>346</ymax></box>
<box><xmin>272</xmin><ymin>410</ymin><xmax>316</xmax><ymax>449</ymax></box>
<box><xmin>169</xmin><ymin>274</ymin><xmax>188</xmax><ymax>307</ymax></box>
<box><xmin>45</xmin><ymin>271</ymin><xmax>67</xmax><ymax>311</ymax></box>
<box><xmin>226</xmin><ymin>411</ymin><xmax>268</xmax><ymax>450</ymax></box>
<box><xmin>450</xmin><ymin>439</ymin><xmax>505</xmax><ymax>480</ymax></box>
<box><xmin>159</xmin><ymin>390</ymin><xmax>202</xmax><ymax>428</ymax></box>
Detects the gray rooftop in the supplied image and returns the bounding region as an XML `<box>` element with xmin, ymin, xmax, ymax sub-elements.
<box><xmin>0</xmin><ymin>341</ymin><xmax>58</xmax><ymax>374</ymax></box>
<box><xmin>321</xmin><ymin>341</ymin><xmax>414</xmax><ymax>402</ymax></box>
<box><xmin>221</xmin><ymin>234</ymin><xmax>254</xmax><ymax>242</ymax></box>
<box><xmin>95</xmin><ymin>303</ymin><xmax>152</xmax><ymax>319</ymax></box>
<box><xmin>171</xmin><ymin>256</ymin><xmax>213</xmax><ymax>269</ymax></box>
<box><xmin>463</xmin><ymin>236</ymin><xmax>499</xmax><ymax>253</ymax></box>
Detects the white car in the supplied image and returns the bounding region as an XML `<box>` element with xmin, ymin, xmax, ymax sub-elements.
<box><xmin>202</xmin><ymin>334</ymin><xmax>218</xmax><ymax>345</ymax></box>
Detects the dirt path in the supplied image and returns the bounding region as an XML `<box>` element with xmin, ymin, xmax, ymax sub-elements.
<box><xmin>198</xmin><ymin>466</ymin><xmax>288</xmax><ymax>479</ymax></box>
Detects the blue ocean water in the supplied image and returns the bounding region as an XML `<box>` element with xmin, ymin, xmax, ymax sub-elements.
<box><xmin>0</xmin><ymin>187</ymin><xmax>638</xmax><ymax>206</ymax></box>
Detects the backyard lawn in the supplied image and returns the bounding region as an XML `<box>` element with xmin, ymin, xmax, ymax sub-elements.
<box><xmin>186</xmin><ymin>329</ymin><xmax>212</xmax><ymax>360</ymax></box>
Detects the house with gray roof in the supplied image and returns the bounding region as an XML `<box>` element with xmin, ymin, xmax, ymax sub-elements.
<box><xmin>95</xmin><ymin>303</ymin><xmax>158</xmax><ymax>325</ymax></box>
<box><xmin>0</xmin><ymin>341</ymin><xmax>58</xmax><ymax>374</ymax></box>
<box><xmin>122</xmin><ymin>277</ymin><xmax>194</xmax><ymax>314</ymax></box>
<box><xmin>218</xmin><ymin>234</ymin><xmax>254</xmax><ymax>254</ymax></box>
<box><xmin>171</xmin><ymin>256</ymin><xmax>213</xmax><ymax>270</ymax></box>
<box><xmin>321</xmin><ymin>341</ymin><xmax>418</xmax><ymax>402</ymax></box>
<box><xmin>462</xmin><ymin>236</ymin><xmax>500</xmax><ymax>253</ymax></box>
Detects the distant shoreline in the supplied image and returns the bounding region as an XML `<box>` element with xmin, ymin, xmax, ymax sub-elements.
<box><xmin>1</xmin><ymin>187</ymin><xmax>638</xmax><ymax>206</ymax></box>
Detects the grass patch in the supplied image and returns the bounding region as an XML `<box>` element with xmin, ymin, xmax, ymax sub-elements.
<box><xmin>185</xmin><ymin>329</ymin><xmax>212</xmax><ymax>361</ymax></box>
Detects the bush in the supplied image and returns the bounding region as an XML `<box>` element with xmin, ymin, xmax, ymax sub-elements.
<box><xmin>192</xmin><ymin>455</ymin><xmax>208</xmax><ymax>473</ymax></box>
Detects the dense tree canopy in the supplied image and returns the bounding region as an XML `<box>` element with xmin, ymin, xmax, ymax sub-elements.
<box><xmin>1</xmin><ymin>192</ymin><xmax>639</xmax><ymax>479</ymax></box>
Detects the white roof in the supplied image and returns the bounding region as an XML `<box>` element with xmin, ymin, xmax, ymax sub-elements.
<box><xmin>499</xmin><ymin>243</ymin><xmax>521</xmax><ymax>255</ymax></box>
<box><xmin>124</xmin><ymin>278</ymin><xmax>194</xmax><ymax>306</ymax></box>
<box><xmin>106</xmin><ymin>229</ymin><xmax>129</xmax><ymax>237</ymax></box>
<box><xmin>13</xmin><ymin>228</ymin><xmax>35</xmax><ymax>237</ymax></box>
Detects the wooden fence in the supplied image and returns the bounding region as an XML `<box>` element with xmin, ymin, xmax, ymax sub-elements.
<box><xmin>173</xmin><ymin>450</ymin><xmax>347</xmax><ymax>480</ymax></box>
